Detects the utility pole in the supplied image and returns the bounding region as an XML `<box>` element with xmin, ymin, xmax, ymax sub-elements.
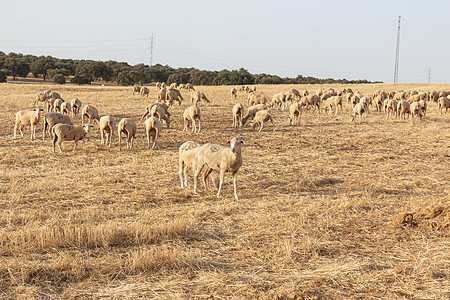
<box><xmin>150</xmin><ymin>34</ymin><xmax>154</xmax><ymax>67</ymax></box>
<box><xmin>428</xmin><ymin>68</ymin><xmax>431</xmax><ymax>84</ymax></box>
<box><xmin>394</xmin><ymin>16</ymin><xmax>401</xmax><ymax>84</ymax></box>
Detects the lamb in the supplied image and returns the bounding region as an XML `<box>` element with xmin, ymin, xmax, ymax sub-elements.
<box><xmin>70</xmin><ymin>98</ymin><xmax>82</xmax><ymax>117</ymax></box>
<box><xmin>418</xmin><ymin>100</ymin><xmax>427</xmax><ymax>118</ymax></box>
<box><xmin>397</xmin><ymin>100</ymin><xmax>411</xmax><ymax>119</ymax></box>
<box><xmin>288</xmin><ymin>102</ymin><xmax>302</xmax><ymax>125</ymax></box>
<box><xmin>183</xmin><ymin>105</ymin><xmax>201</xmax><ymax>133</ymax></box>
<box><xmin>61</xmin><ymin>101</ymin><xmax>71</xmax><ymax>115</ymax></box>
<box><xmin>43</xmin><ymin>112</ymin><xmax>72</xmax><ymax>139</ymax></box>
<box><xmin>99</xmin><ymin>115</ymin><xmax>116</xmax><ymax>147</ymax></box>
<box><xmin>321</xmin><ymin>96</ymin><xmax>343</xmax><ymax>115</ymax></box>
<box><xmin>385</xmin><ymin>99</ymin><xmax>398</xmax><ymax>119</ymax></box>
<box><xmin>178</xmin><ymin>141</ymin><xmax>219</xmax><ymax>189</ymax></box>
<box><xmin>241</xmin><ymin>104</ymin><xmax>267</xmax><ymax>125</ymax></box>
<box><xmin>144</xmin><ymin>116</ymin><xmax>162</xmax><ymax>149</ymax></box>
<box><xmin>132</xmin><ymin>85</ymin><xmax>141</xmax><ymax>95</ymax></box>
<box><xmin>351</xmin><ymin>102</ymin><xmax>367</xmax><ymax>123</ymax></box>
<box><xmin>438</xmin><ymin>97</ymin><xmax>450</xmax><ymax>114</ymax></box>
<box><xmin>14</xmin><ymin>108</ymin><xmax>42</xmax><ymax>139</ymax></box>
<box><xmin>190</xmin><ymin>91</ymin><xmax>210</xmax><ymax>106</ymax></box>
<box><xmin>53</xmin><ymin>98</ymin><xmax>65</xmax><ymax>113</ymax></box>
<box><xmin>81</xmin><ymin>104</ymin><xmax>100</xmax><ymax>126</ymax></box>
<box><xmin>51</xmin><ymin>124</ymin><xmax>91</xmax><ymax>153</ymax></box>
<box><xmin>230</xmin><ymin>87</ymin><xmax>238</xmax><ymax>99</ymax></box>
<box><xmin>118</xmin><ymin>118</ymin><xmax>137</xmax><ymax>151</ymax></box>
<box><xmin>193</xmin><ymin>137</ymin><xmax>244</xmax><ymax>200</ymax></box>
<box><xmin>140</xmin><ymin>86</ymin><xmax>150</xmax><ymax>97</ymax></box>
<box><xmin>166</xmin><ymin>88</ymin><xmax>184</xmax><ymax>105</ymax></box>
<box><xmin>251</xmin><ymin>109</ymin><xmax>274</xmax><ymax>132</ymax></box>
<box><xmin>232</xmin><ymin>103</ymin><xmax>244</xmax><ymax>127</ymax></box>
<box><xmin>410</xmin><ymin>101</ymin><xmax>422</xmax><ymax>120</ymax></box>
<box><xmin>34</xmin><ymin>92</ymin><xmax>48</xmax><ymax>107</ymax></box>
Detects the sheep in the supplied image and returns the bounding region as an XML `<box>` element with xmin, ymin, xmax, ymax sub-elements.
<box><xmin>385</xmin><ymin>99</ymin><xmax>398</xmax><ymax>119</ymax></box>
<box><xmin>166</xmin><ymin>88</ymin><xmax>184</xmax><ymax>105</ymax></box>
<box><xmin>359</xmin><ymin>96</ymin><xmax>372</xmax><ymax>112</ymax></box>
<box><xmin>185</xmin><ymin>83</ymin><xmax>195</xmax><ymax>91</ymax></box>
<box><xmin>34</xmin><ymin>92</ymin><xmax>48</xmax><ymax>107</ymax></box>
<box><xmin>320</xmin><ymin>91</ymin><xmax>333</xmax><ymax>102</ymax></box>
<box><xmin>438</xmin><ymin>97</ymin><xmax>450</xmax><ymax>114</ymax></box>
<box><xmin>14</xmin><ymin>108</ymin><xmax>42</xmax><ymax>139</ymax></box>
<box><xmin>169</xmin><ymin>82</ymin><xmax>178</xmax><ymax>89</ymax></box>
<box><xmin>53</xmin><ymin>98</ymin><xmax>64</xmax><ymax>113</ymax></box>
<box><xmin>301</xmin><ymin>89</ymin><xmax>309</xmax><ymax>97</ymax></box>
<box><xmin>193</xmin><ymin>137</ymin><xmax>244</xmax><ymax>200</ymax></box>
<box><xmin>61</xmin><ymin>101</ymin><xmax>71</xmax><ymax>115</ymax></box>
<box><xmin>48</xmin><ymin>91</ymin><xmax>61</xmax><ymax>99</ymax></box>
<box><xmin>283</xmin><ymin>91</ymin><xmax>295</xmax><ymax>106</ymax></box>
<box><xmin>99</xmin><ymin>115</ymin><xmax>116</xmax><ymax>147</ymax></box>
<box><xmin>140</xmin><ymin>86</ymin><xmax>150</xmax><ymax>97</ymax></box>
<box><xmin>247</xmin><ymin>92</ymin><xmax>268</xmax><ymax>107</ymax></box>
<box><xmin>155</xmin><ymin>82</ymin><xmax>162</xmax><ymax>89</ymax></box>
<box><xmin>178</xmin><ymin>141</ymin><xmax>219</xmax><ymax>190</ymax></box>
<box><xmin>230</xmin><ymin>87</ymin><xmax>238</xmax><ymax>99</ymax></box>
<box><xmin>321</xmin><ymin>96</ymin><xmax>343</xmax><ymax>115</ymax></box>
<box><xmin>346</xmin><ymin>92</ymin><xmax>354</xmax><ymax>103</ymax></box>
<box><xmin>232</xmin><ymin>103</ymin><xmax>244</xmax><ymax>127</ymax></box>
<box><xmin>288</xmin><ymin>102</ymin><xmax>302</xmax><ymax>125</ymax></box>
<box><xmin>144</xmin><ymin>116</ymin><xmax>162</xmax><ymax>149</ymax></box>
<box><xmin>118</xmin><ymin>118</ymin><xmax>137</xmax><ymax>151</ymax></box>
<box><xmin>141</xmin><ymin>103</ymin><xmax>171</xmax><ymax>128</ymax></box>
<box><xmin>351</xmin><ymin>102</ymin><xmax>367</xmax><ymax>123</ymax></box>
<box><xmin>407</xmin><ymin>94</ymin><xmax>423</xmax><ymax>103</ymax></box>
<box><xmin>374</xmin><ymin>95</ymin><xmax>384</xmax><ymax>112</ymax></box>
<box><xmin>241</xmin><ymin>104</ymin><xmax>267</xmax><ymax>125</ymax></box>
<box><xmin>191</xmin><ymin>91</ymin><xmax>210</xmax><ymax>106</ymax></box>
<box><xmin>299</xmin><ymin>94</ymin><xmax>320</xmax><ymax>112</ymax></box>
<box><xmin>397</xmin><ymin>100</ymin><xmax>411</xmax><ymax>119</ymax></box>
<box><xmin>157</xmin><ymin>87</ymin><xmax>167</xmax><ymax>100</ymax></box>
<box><xmin>288</xmin><ymin>88</ymin><xmax>301</xmax><ymax>100</ymax></box>
<box><xmin>43</xmin><ymin>112</ymin><xmax>72</xmax><ymax>139</ymax></box>
<box><xmin>251</xmin><ymin>109</ymin><xmax>274</xmax><ymax>132</ymax></box>
<box><xmin>393</xmin><ymin>92</ymin><xmax>406</xmax><ymax>101</ymax></box>
<box><xmin>161</xmin><ymin>82</ymin><xmax>166</xmax><ymax>89</ymax></box>
<box><xmin>418</xmin><ymin>100</ymin><xmax>427</xmax><ymax>118</ymax></box>
<box><xmin>81</xmin><ymin>104</ymin><xmax>100</xmax><ymax>126</ymax></box>
<box><xmin>178</xmin><ymin>83</ymin><xmax>186</xmax><ymax>90</ymax></box>
<box><xmin>183</xmin><ymin>105</ymin><xmax>201</xmax><ymax>133</ymax></box>
<box><xmin>430</xmin><ymin>91</ymin><xmax>439</xmax><ymax>102</ymax></box>
<box><xmin>350</xmin><ymin>94</ymin><xmax>360</xmax><ymax>108</ymax></box>
<box><xmin>46</xmin><ymin>98</ymin><xmax>56</xmax><ymax>112</ymax></box>
<box><xmin>271</xmin><ymin>92</ymin><xmax>286</xmax><ymax>110</ymax></box>
<box><xmin>410</xmin><ymin>101</ymin><xmax>422</xmax><ymax>120</ymax></box>
<box><xmin>70</xmin><ymin>98</ymin><xmax>82</xmax><ymax>117</ymax></box>
<box><xmin>52</xmin><ymin>124</ymin><xmax>91</xmax><ymax>153</ymax></box>
<box><xmin>132</xmin><ymin>85</ymin><xmax>141</xmax><ymax>95</ymax></box>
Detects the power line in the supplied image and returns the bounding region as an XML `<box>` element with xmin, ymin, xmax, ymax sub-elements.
<box><xmin>394</xmin><ymin>16</ymin><xmax>401</xmax><ymax>83</ymax></box>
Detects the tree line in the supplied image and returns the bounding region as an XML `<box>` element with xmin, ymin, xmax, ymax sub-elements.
<box><xmin>0</xmin><ymin>52</ymin><xmax>377</xmax><ymax>86</ymax></box>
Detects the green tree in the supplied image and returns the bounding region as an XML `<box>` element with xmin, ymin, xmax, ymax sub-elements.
<box><xmin>4</xmin><ymin>56</ymin><xmax>30</xmax><ymax>80</ymax></box>
<box><xmin>30</xmin><ymin>56</ymin><xmax>55</xmax><ymax>81</ymax></box>
<box><xmin>0</xmin><ymin>70</ymin><xmax>6</xmax><ymax>83</ymax></box>
<box><xmin>53</xmin><ymin>74</ymin><xmax>66</xmax><ymax>84</ymax></box>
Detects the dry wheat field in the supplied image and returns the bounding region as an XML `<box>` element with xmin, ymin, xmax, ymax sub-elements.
<box><xmin>0</xmin><ymin>82</ymin><xmax>449</xmax><ymax>299</ymax></box>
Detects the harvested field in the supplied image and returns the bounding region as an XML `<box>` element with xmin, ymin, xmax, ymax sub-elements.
<box><xmin>0</xmin><ymin>82</ymin><xmax>449</xmax><ymax>299</ymax></box>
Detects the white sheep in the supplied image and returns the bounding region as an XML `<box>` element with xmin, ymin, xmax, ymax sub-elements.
<box><xmin>183</xmin><ymin>105</ymin><xmax>201</xmax><ymax>133</ymax></box>
<box><xmin>185</xmin><ymin>83</ymin><xmax>195</xmax><ymax>91</ymax></box>
<box><xmin>144</xmin><ymin>116</ymin><xmax>163</xmax><ymax>149</ymax></box>
<box><xmin>321</xmin><ymin>96</ymin><xmax>343</xmax><ymax>115</ymax></box>
<box><xmin>34</xmin><ymin>92</ymin><xmax>48</xmax><ymax>107</ymax></box>
<box><xmin>118</xmin><ymin>118</ymin><xmax>137</xmax><ymax>151</ymax></box>
<box><xmin>191</xmin><ymin>91</ymin><xmax>210</xmax><ymax>106</ymax></box>
<box><xmin>410</xmin><ymin>101</ymin><xmax>422</xmax><ymax>120</ymax></box>
<box><xmin>70</xmin><ymin>98</ymin><xmax>82</xmax><ymax>117</ymax></box>
<box><xmin>99</xmin><ymin>115</ymin><xmax>116</xmax><ymax>147</ymax></box>
<box><xmin>299</xmin><ymin>94</ymin><xmax>320</xmax><ymax>112</ymax></box>
<box><xmin>53</xmin><ymin>98</ymin><xmax>64</xmax><ymax>113</ymax></box>
<box><xmin>43</xmin><ymin>112</ymin><xmax>72</xmax><ymax>139</ymax></box>
<box><xmin>48</xmin><ymin>91</ymin><xmax>61</xmax><ymax>99</ymax></box>
<box><xmin>438</xmin><ymin>97</ymin><xmax>450</xmax><ymax>114</ymax></box>
<box><xmin>166</xmin><ymin>88</ymin><xmax>184</xmax><ymax>105</ymax></box>
<box><xmin>288</xmin><ymin>102</ymin><xmax>302</xmax><ymax>125</ymax></box>
<box><xmin>52</xmin><ymin>124</ymin><xmax>91</xmax><ymax>153</ymax></box>
<box><xmin>140</xmin><ymin>86</ymin><xmax>150</xmax><ymax>97</ymax></box>
<box><xmin>14</xmin><ymin>108</ymin><xmax>42</xmax><ymax>139</ymax></box>
<box><xmin>193</xmin><ymin>137</ymin><xmax>244</xmax><ymax>200</ymax></box>
<box><xmin>132</xmin><ymin>85</ymin><xmax>141</xmax><ymax>95</ymax></box>
<box><xmin>397</xmin><ymin>100</ymin><xmax>411</xmax><ymax>119</ymax></box>
<box><xmin>351</xmin><ymin>102</ymin><xmax>367</xmax><ymax>123</ymax></box>
<box><xmin>271</xmin><ymin>92</ymin><xmax>286</xmax><ymax>110</ymax></box>
<box><xmin>247</xmin><ymin>92</ymin><xmax>268</xmax><ymax>107</ymax></box>
<box><xmin>230</xmin><ymin>87</ymin><xmax>238</xmax><ymax>99</ymax></box>
<box><xmin>241</xmin><ymin>104</ymin><xmax>267</xmax><ymax>125</ymax></box>
<box><xmin>61</xmin><ymin>101</ymin><xmax>71</xmax><ymax>115</ymax></box>
<box><xmin>251</xmin><ymin>109</ymin><xmax>274</xmax><ymax>132</ymax></box>
<box><xmin>81</xmin><ymin>104</ymin><xmax>100</xmax><ymax>126</ymax></box>
<box><xmin>46</xmin><ymin>98</ymin><xmax>56</xmax><ymax>112</ymax></box>
<box><xmin>157</xmin><ymin>87</ymin><xmax>167</xmax><ymax>100</ymax></box>
<box><xmin>232</xmin><ymin>103</ymin><xmax>244</xmax><ymax>127</ymax></box>
<box><xmin>141</xmin><ymin>103</ymin><xmax>171</xmax><ymax>128</ymax></box>
<box><xmin>418</xmin><ymin>100</ymin><xmax>427</xmax><ymax>118</ymax></box>
<box><xmin>169</xmin><ymin>82</ymin><xmax>178</xmax><ymax>89</ymax></box>
<box><xmin>385</xmin><ymin>99</ymin><xmax>398</xmax><ymax>119</ymax></box>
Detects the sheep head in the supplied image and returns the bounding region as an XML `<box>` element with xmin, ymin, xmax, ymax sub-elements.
<box><xmin>228</xmin><ymin>137</ymin><xmax>244</xmax><ymax>153</ymax></box>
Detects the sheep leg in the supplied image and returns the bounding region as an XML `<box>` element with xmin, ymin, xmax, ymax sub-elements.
<box><xmin>197</xmin><ymin>119</ymin><xmax>201</xmax><ymax>133</ymax></box>
<box><xmin>19</xmin><ymin>124</ymin><xmax>25</xmax><ymax>137</ymax></box>
<box><xmin>193</xmin><ymin>165</ymin><xmax>204</xmax><ymax>195</ymax></box>
<box><xmin>203</xmin><ymin>167</ymin><xmax>213</xmax><ymax>192</ymax></box>
<box><xmin>216</xmin><ymin>169</ymin><xmax>226</xmax><ymax>198</ymax></box>
<box><xmin>232</xmin><ymin>171</ymin><xmax>239</xmax><ymax>200</ymax></box>
<box><xmin>118</xmin><ymin>133</ymin><xmax>122</xmax><ymax>151</ymax></box>
<box><xmin>179</xmin><ymin>160</ymin><xmax>185</xmax><ymax>188</ymax></box>
<box><xmin>146</xmin><ymin>130</ymin><xmax>150</xmax><ymax>149</ymax></box>
<box><xmin>192</xmin><ymin>119</ymin><xmax>196</xmax><ymax>133</ymax></box>
<box><xmin>259</xmin><ymin>121</ymin><xmax>264</xmax><ymax>132</ymax></box>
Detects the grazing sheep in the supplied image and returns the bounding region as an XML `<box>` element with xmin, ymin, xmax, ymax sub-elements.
<box><xmin>99</xmin><ymin>115</ymin><xmax>116</xmax><ymax>147</ymax></box>
<box><xmin>430</xmin><ymin>91</ymin><xmax>439</xmax><ymax>102</ymax></box>
<box><xmin>232</xmin><ymin>103</ymin><xmax>244</xmax><ymax>127</ymax></box>
<box><xmin>410</xmin><ymin>101</ymin><xmax>422</xmax><ymax>120</ymax></box>
<box><xmin>407</xmin><ymin>94</ymin><xmax>424</xmax><ymax>103</ymax></box>
<box><xmin>191</xmin><ymin>91</ymin><xmax>210</xmax><ymax>106</ymax></box>
<box><xmin>53</xmin><ymin>98</ymin><xmax>64</xmax><ymax>113</ymax></box>
<box><xmin>241</xmin><ymin>104</ymin><xmax>267</xmax><ymax>125</ymax></box>
<box><xmin>193</xmin><ymin>137</ymin><xmax>244</xmax><ymax>200</ymax></box>
<box><xmin>397</xmin><ymin>100</ymin><xmax>411</xmax><ymax>119</ymax></box>
<box><xmin>321</xmin><ymin>91</ymin><xmax>333</xmax><ymax>102</ymax></box>
<box><xmin>393</xmin><ymin>92</ymin><xmax>406</xmax><ymax>101</ymax></box>
<box><xmin>230</xmin><ymin>87</ymin><xmax>238</xmax><ymax>99</ymax></box>
<box><xmin>374</xmin><ymin>95</ymin><xmax>384</xmax><ymax>112</ymax></box>
<box><xmin>247</xmin><ymin>92</ymin><xmax>268</xmax><ymax>107</ymax></box>
<box><xmin>46</xmin><ymin>98</ymin><xmax>56</xmax><ymax>112</ymax></box>
<box><xmin>141</xmin><ymin>103</ymin><xmax>171</xmax><ymax>128</ymax></box>
<box><xmin>178</xmin><ymin>83</ymin><xmax>186</xmax><ymax>90</ymax></box>
<box><xmin>132</xmin><ymin>85</ymin><xmax>141</xmax><ymax>95</ymax></box>
<box><xmin>81</xmin><ymin>104</ymin><xmax>100</xmax><ymax>126</ymax></box>
<box><xmin>166</xmin><ymin>88</ymin><xmax>184</xmax><ymax>105</ymax></box>
<box><xmin>251</xmin><ymin>109</ymin><xmax>274</xmax><ymax>132</ymax></box>
<box><xmin>61</xmin><ymin>101</ymin><xmax>71</xmax><ymax>115</ymax></box>
<box><xmin>185</xmin><ymin>83</ymin><xmax>195</xmax><ymax>91</ymax></box>
<box><xmin>299</xmin><ymin>94</ymin><xmax>320</xmax><ymax>112</ymax></box>
<box><xmin>118</xmin><ymin>118</ymin><xmax>137</xmax><ymax>151</ymax></box>
<box><xmin>34</xmin><ymin>92</ymin><xmax>48</xmax><ymax>107</ymax></box>
<box><xmin>283</xmin><ymin>91</ymin><xmax>295</xmax><ymax>106</ymax></box>
<box><xmin>385</xmin><ymin>99</ymin><xmax>398</xmax><ymax>119</ymax></box>
<box><xmin>418</xmin><ymin>100</ymin><xmax>427</xmax><ymax>118</ymax></box>
<box><xmin>438</xmin><ymin>97</ymin><xmax>450</xmax><ymax>114</ymax></box>
<box><xmin>140</xmin><ymin>86</ymin><xmax>150</xmax><ymax>97</ymax></box>
<box><xmin>169</xmin><ymin>82</ymin><xmax>178</xmax><ymax>89</ymax></box>
<box><xmin>14</xmin><ymin>108</ymin><xmax>42</xmax><ymax>139</ymax></box>
<box><xmin>144</xmin><ymin>116</ymin><xmax>162</xmax><ymax>149</ymax></box>
<box><xmin>351</xmin><ymin>102</ymin><xmax>367</xmax><ymax>123</ymax></box>
<box><xmin>52</xmin><ymin>124</ymin><xmax>91</xmax><ymax>153</ymax></box>
<box><xmin>48</xmin><ymin>91</ymin><xmax>61</xmax><ymax>100</ymax></box>
<box><xmin>288</xmin><ymin>88</ymin><xmax>301</xmax><ymax>100</ymax></box>
<box><xmin>157</xmin><ymin>87</ymin><xmax>167</xmax><ymax>100</ymax></box>
<box><xmin>350</xmin><ymin>94</ymin><xmax>360</xmax><ymax>108</ymax></box>
<box><xmin>271</xmin><ymin>92</ymin><xmax>286</xmax><ymax>110</ymax></box>
<box><xmin>288</xmin><ymin>102</ymin><xmax>302</xmax><ymax>125</ymax></box>
<box><xmin>322</xmin><ymin>96</ymin><xmax>343</xmax><ymax>115</ymax></box>
<box><xmin>43</xmin><ymin>112</ymin><xmax>72</xmax><ymax>139</ymax></box>
<box><xmin>183</xmin><ymin>105</ymin><xmax>201</xmax><ymax>133</ymax></box>
<box><xmin>70</xmin><ymin>98</ymin><xmax>82</xmax><ymax>117</ymax></box>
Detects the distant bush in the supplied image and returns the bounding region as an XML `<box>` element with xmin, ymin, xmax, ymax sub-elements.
<box><xmin>71</xmin><ymin>75</ymin><xmax>91</xmax><ymax>85</ymax></box>
<box><xmin>53</xmin><ymin>74</ymin><xmax>66</xmax><ymax>84</ymax></box>
<box><xmin>0</xmin><ymin>70</ymin><xmax>6</xmax><ymax>83</ymax></box>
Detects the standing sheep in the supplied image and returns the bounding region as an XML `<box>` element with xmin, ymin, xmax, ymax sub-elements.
<box><xmin>46</xmin><ymin>98</ymin><xmax>56</xmax><ymax>112</ymax></box>
<box><xmin>52</xmin><ymin>124</ymin><xmax>91</xmax><ymax>153</ymax></box>
<box><xmin>166</xmin><ymin>88</ymin><xmax>184</xmax><ymax>105</ymax></box>
<box><xmin>397</xmin><ymin>100</ymin><xmax>411</xmax><ymax>119</ymax></box>
<box><xmin>271</xmin><ymin>92</ymin><xmax>286</xmax><ymax>110</ymax></box>
<box><xmin>193</xmin><ymin>137</ymin><xmax>244</xmax><ymax>200</ymax></box>
<box><xmin>53</xmin><ymin>98</ymin><xmax>65</xmax><ymax>113</ymax></box>
<box><xmin>141</xmin><ymin>103</ymin><xmax>171</xmax><ymax>128</ymax></box>
<box><xmin>241</xmin><ymin>104</ymin><xmax>267</xmax><ymax>125</ymax></box>
<box><xmin>438</xmin><ymin>97</ymin><xmax>450</xmax><ymax>114</ymax></box>
<box><xmin>232</xmin><ymin>103</ymin><xmax>244</xmax><ymax>128</ymax></box>
<box><xmin>183</xmin><ymin>105</ymin><xmax>201</xmax><ymax>133</ymax></box>
<box><xmin>61</xmin><ymin>102</ymin><xmax>71</xmax><ymax>115</ymax></box>
<box><xmin>157</xmin><ymin>87</ymin><xmax>167</xmax><ymax>101</ymax></box>
<box><xmin>230</xmin><ymin>87</ymin><xmax>238</xmax><ymax>99</ymax></box>
<box><xmin>251</xmin><ymin>109</ymin><xmax>274</xmax><ymax>132</ymax></box>
<box><xmin>322</xmin><ymin>96</ymin><xmax>343</xmax><ymax>115</ymax></box>
<box><xmin>418</xmin><ymin>100</ymin><xmax>427</xmax><ymax>118</ymax></box>
<box><xmin>144</xmin><ymin>116</ymin><xmax>163</xmax><ymax>149</ymax></box>
<box><xmin>288</xmin><ymin>102</ymin><xmax>302</xmax><ymax>125</ymax></box>
<box><xmin>81</xmin><ymin>105</ymin><xmax>100</xmax><ymax>126</ymax></box>
<box><xmin>410</xmin><ymin>101</ymin><xmax>422</xmax><ymax>120</ymax></box>
<box><xmin>300</xmin><ymin>94</ymin><xmax>320</xmax><ymax>112</ymax></box>
<box><xmin>385</xmin><ymin>99</ymin><xmax>398</xmax><ymax>119</ymax></box>
<box><xmin>14</xmin><ymin>108</ymin><xmax>42</xmax><ymax>139</ymax></box>
<box><xmin>118</xmin><ymin>118</ymin><xmax>137</xmax><ymax>151</ymax></box>
<box><xmin>99</xmin><ymin>115</ymin><xmax>116</xmax><ymax>147</ymax></box>
<box><xmin>351</xmin><ymin>102</ymin><xmax>367</xmax><ymax>123</ymax></box>
<box><xmin>169</xmin><ymin>82</ymin><xmax>178</xmax><ymax>89</ymax></box>
<box><xmin>70</xmin><ymin>98</ymin><xmax>82</xmax><ymax>117</ymax></box>
<box><xmin>140</xmin><ymin>86</ymin><xmax>150</xmax><ymax>97</ymax></box>
<box><xmin>191</xmin><ymin>91</ymin><xmax>210</xmax><ymax>106</ymax></box>
<box><xmin>34</xmin><ymin>92</ymin><xmax>48</xmax><ymax>107</ymax></box>
<box><xmin>132</xmin><ymin>85</ymin><xmax>141</xmax><ymax>95</ymax></box>
<box><xmin>43</xmin><ymin>112</ymin><xmax>72</xmax><ymax>139</ymax></box>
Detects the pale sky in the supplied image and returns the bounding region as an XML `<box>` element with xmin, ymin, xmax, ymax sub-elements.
<box><xmin>2</xmin><ymin>0</ymin><xmax>450</xmax><ymax>83</ymax></box>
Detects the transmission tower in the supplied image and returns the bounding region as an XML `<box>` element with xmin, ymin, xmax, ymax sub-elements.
<box><xmin>394</xmin><ymin>16</ymin><xmax>401</xmax><ymax>83</ymax></box>
<box><xmin>150</xmin><ymin>34</ymin><xmax>154</xmax><ymax>67</ymax></box>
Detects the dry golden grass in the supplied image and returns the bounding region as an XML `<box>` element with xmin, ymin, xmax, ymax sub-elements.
<box><xmin>0</xmin><ymin>82</ymin><xmax>449</xmax><ymax>299</ymax></box>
